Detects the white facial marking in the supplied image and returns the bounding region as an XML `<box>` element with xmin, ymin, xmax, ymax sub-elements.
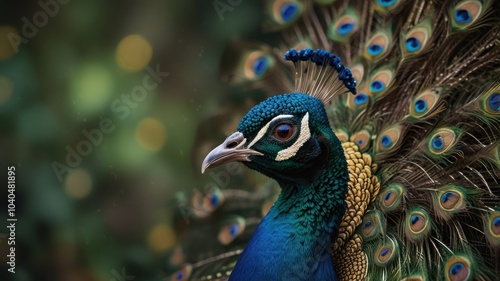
<box><xmin>275</xmin><ymin>112</ymin><xmax>310</xmax><ymax>161</ymax></box>
<box><xmin>247</xmin><ymin>114</ymin><xmax>294</xmax><ymax>148</ymax></box>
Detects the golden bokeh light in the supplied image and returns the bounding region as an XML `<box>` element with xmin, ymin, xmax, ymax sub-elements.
<box><xmin>147</xmin><ymin>224</ymin><xmax>175</xmax><ymax>252</ymax></box>
<box><xmin>135</xmin><ymin>117</ymin><xmax>166</xmax><ymax>151</ymax></box>
<box><xmin>115</xmin><ymin>34</ymin><xmax>153</xmax><ymax>71</ymax></box>
<box><xmin>0</xmin><ymin>25</ymin><xmax>20</xmax><ymax>60</ymax></box>
<box><xmin>64</xmin><ymin>169</ymin><xmax>93</xmax><ymax>199</ymax></box>
<box><xmin>0</xmin><ymin>76</ymin><xmax>13</xmax><ymax>104</ymax></box>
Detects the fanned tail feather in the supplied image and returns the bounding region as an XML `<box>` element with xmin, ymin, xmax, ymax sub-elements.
<box><xmin>171</xmin><ymin>0</ymin><xmax>500</xmax><ymax>280</ymax></box>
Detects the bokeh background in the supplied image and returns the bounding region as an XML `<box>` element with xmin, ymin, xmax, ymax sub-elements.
<box><xmin>0</xmin><ymin>1</ymin><xmax>277</xmax><ymax>280</ymax></box>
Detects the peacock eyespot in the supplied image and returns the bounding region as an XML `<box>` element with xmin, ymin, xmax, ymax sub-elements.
<box><xmin>253</xmin><ymin>57</ymin><xmax>269</xmax><ymax>76</ymax></box>
<box><xmin>432</xmin><ymin>135</ymin><xmax>444</xmax><ymax>150</ymax></box>
<box><xmin>384</xmin><ymin>192</ymin><xmax>391</xmax><ymax>200</ymax></box>
<box><xmin>379</xmin><ymin>247</ymin><xmax>391</xmax><ymax>258</ymax></box>
<box><xmin>243</xmin><ymin>51</ymin><xmax>274</xmax><ymax>80</ymax></box>
<box><xmin>454</xmin><ymin>9</ymin><xmax>472</xmax><ymax>24</ymax></box>
<box><xmin>271</xmin><ymin>0</ymin><xmax>303</xmax><ymax>25</ymax></box>
<box><xmin>410</xmin><ymin>89</ymin><xmax>441</xmax><ymax>118</ymax></box>
<box><xmin>362</xmin><ymin>220</ymin><xmax>376</xmax><ymax>237</ymax></box>
<box><xmin>338</xmin><ymin>22</ymin><xmax>354</xmax><ymax>35</ymax></box>
<box><xmin>376</xmin><ymin>125</ymin><xmax>402</xmax><ymax>152</ymax></box>
<box><xmin>492</xmin><ymin>216</ymin><xmax>500</xmax><ymax>235</ymax></box>
<box><xmin>414</xmin><ymin>99</ymin><xmax>427</xmax><ymax>113</ymax></box>
<box><xmin>370</xmin><ymin>80</ymin><xmax>385</xmax><ymax>92</ymax></box>
<box><xmin>383</xmin><ymin>191</ymin><xmax>397</xmax><ymax>207</ymax></box>
<box><xmin>328</xmin><ymin>9</ymin><xmax>358</xmax><ymax>39</ymax></box>
<box><xmin>445</xmin><ymin>257</ymin><xmax>471</xmax><ymax>281</ymax></box>
<box><xmin>428</xmin><ymin>128</ymin><xmax>459</xmax><ymax>154</ymax></box>
<box><xmin>365</xmin><ymin>31</ymin><xmax>390</xmax><ymax>60</ymax></box>
<box><xmin>410</xmin><ymin>214</ymin><xmax>419</xmax><ymax>224</ymax></box>
<box><xmin>480</xmin><ymin>89</ymin><xmax>500</xmax><ymax>116</ymax></box>
<box><xmin>368</xmin><ymin>44</ymin><xmax>383</xmax><ymax>56</ymax></box>
<box><xmin>210</xmin><ymin>194</ymin><xmax>219</xmax><ymax>206</ymax></box>
<box><xmin>405</xmin><ymin>37</ymin><xmax>421</xmax><ymax>52</ymax></box>
<box><xmin>354</xmin><ymin>93</ymin><xmax>368</xmax><ymax>105</ymax></box>
<box><xmin>449</xmin><ymin>262</ymin><xmax>468</xmax><ymax>281</ymax></box>
<box><xmin>488</xmin><ymin>93</ymin><xmax>500</xmax><ymax>111</ymax></box>
<box><xmin>401</xmin><ymin>20</ymin><xmax>431</xmax><ymax>58</ymax></box>
<box><xmin>361</xmin><ymin>212</ymin><xmax>381</xmax><ymax>240</ymax></box>
<box><xmin>440</xmin><ymin>191</ymin><xmax>460</xmax><ymax>210</ymax></box>
<box><xmin>198</xmin><ymin>187</ymin><xmax>224</xmax><ymax>216</ymax></box>
<box><xmin>409</xmin><ymin>212</ymin><xmax>427</xmax><ymax>233</ymax></box>
<box><xmin>369</xmin><ymin>69</ymin><xmax>394</xmax><ymax>98</ymax></box>
<box><xmin>280</xmin><ymin>2</ymin><xmax>299</xmax><ymax>21</ymax></box>
<box><xmin>273</xmin><ymin>123</ymin><xmax>296</xmax><ymax>141</ymax></box>
<box><xmin>218</xmin><ymin>217</ymin><xmax>246</xmax><ymax>245</ymax></box>
<box><xmin>494</xmin><ymin>217</ymin><xmax>500</xmax><ymax>227</ymax></box>
<box><xmin>378</xmin><ymin>0</ymin><xmax>396</xmax><ymax>7</ymax></box>
<box><xmin>350</xmin><ymin>130</ymin><xmax>371</xmax><ymax>150</ymax></box>
<box><xmin>229</xmin><ymin>224</ymin><xmax>239</xmax><ymax>236</ymax></box>
<box><xmin>449</xmin><ymin>1</ymin><xmax>483</xmax><ymax>31</ymax></box>
<box><xmin>374</xmin><ymin>237</ymin><xmax>399</xmax><ymax>267</ymax></box>
<box><xmin>379</xmin><ymin>184</ymin><xmax>404</xmax><ymax>212</ymax></box>
<box><xmin>380</xmin><ymin>135</ymin><xmax>392</xmax><ymax>147</ymax></box>
<box><xmin>374</xmin><ymin>239</ymin><xmax>398</xmax><ymax>267</ymax></box>
<box><xmin>171</xmin><ymin>265</ymin><xmax>192</xmax><ymax>281</ymax></box>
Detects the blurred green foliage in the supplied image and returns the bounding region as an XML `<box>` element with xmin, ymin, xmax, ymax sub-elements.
<box><xmin>0</xmin><ymin>0</ymin><xmax>270</xmax><ymax>280</ymax></box>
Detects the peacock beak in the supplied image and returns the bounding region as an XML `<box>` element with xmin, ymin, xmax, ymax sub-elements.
<box><xmin>201</xmin><ymin>132</ymin><xmax>263</xmax><ymax>173</ymax></box>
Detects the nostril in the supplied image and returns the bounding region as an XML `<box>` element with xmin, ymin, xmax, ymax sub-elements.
<box><xmin>225</xmin><ymin>132</ymin><xmax>245</xmax><ymax>149</ymax></box>
<box><xmin>226</xmin><ymin>141</ymin><xmax>238</xmax><ymax>149</ymax></box>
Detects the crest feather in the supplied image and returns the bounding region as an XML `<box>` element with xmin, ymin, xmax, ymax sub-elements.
<box><xmin>284</xmin><ymin>49</ymin><xmax>357</xmax><ymax>105</ymax></box>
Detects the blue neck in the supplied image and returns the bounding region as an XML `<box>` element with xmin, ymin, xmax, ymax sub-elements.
<box><xmin>229</xmin><ymin>134</ymin><xmax>348</xmax><ymax>280</ymax></box>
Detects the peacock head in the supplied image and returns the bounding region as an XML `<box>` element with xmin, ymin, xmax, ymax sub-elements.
<box><xmin>201</xmin><ymin>92</ymin><xmax>338</xmax><ymax>185</ymax></box>
<box><xmin>202</xmin><ymin>49</ymin><xmax>357</xmax><ymax>186</ymax></box>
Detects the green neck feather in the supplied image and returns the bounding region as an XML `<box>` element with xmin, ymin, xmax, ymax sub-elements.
<box><xmin>272</xmin><ymin>127</ymin><xmax>348</xmax><ymax>237</ymax></box>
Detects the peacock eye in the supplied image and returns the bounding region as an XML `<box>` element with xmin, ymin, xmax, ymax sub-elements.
<box><xmin>273</xmin><ymin>123</ymin><xmax>295</xmax><ymax>141</ymax></box>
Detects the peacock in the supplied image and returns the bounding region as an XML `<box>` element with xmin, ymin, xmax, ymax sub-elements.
<box><xmin>170</xmin><ymin>0</ymin><xmax>500</xmax><ymax>280</ymax></box>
